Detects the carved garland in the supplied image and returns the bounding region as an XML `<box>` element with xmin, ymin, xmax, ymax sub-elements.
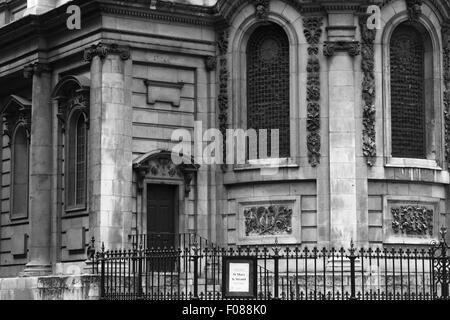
<box><xmin>244</xmin><ymin>205</ymin><xmax>293</xmax><ymax>236</ymax></box>
<box><xmin>443</xmin><ymin>29</ymin><xmax>450</xmax><ymax>166</ymax></box>
<box><xmin>304</xmin><ymin>17</ymin><xmax>323</xmax><ymax>167</ymax></box>
<box><xmin>360</xmin><ymin>14</ymin><xmax>377</xmax><ymax>166</ymax></box>
<box><xmin>391</xmin><ymin>205</ymin><xmax>434</xmax><ymax>236</ymax></box>
<box><xmin>217</xmin><ymin>29</ymin><xmax>229</xmax><ymax>171</ymax></box>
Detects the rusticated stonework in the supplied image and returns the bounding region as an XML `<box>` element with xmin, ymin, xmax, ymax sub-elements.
<box><xmin>244</xmin><ymin>205</ymin><xmax>293</xmax><ymax>236</ymax></box>
<box><xmin>391</xmin><ymin>206</ymin><xmax>433</xmax><ymax>236</ymax></box>
<box><xmin>323</xmin><ymin>41</ymin><xmax>361</xmax><ymax>57</ymax></box>
<box><xmin>304</xmin><ymin>17</ymin><xmax>323</xmax><ymax>167</ymax></box>
<box><xmin>84</xmin><ymin>43</ymin><xmax>131</xmax><ymax>61</ymax></box>
<box><xmin>217</xmin><ymin>29</ymin><xmax>229</xmax><ymax>171</ymax></box>
<box><xmin>360</xmin><ymin>15</ymin><xmax>377</xmax><ymax>166</ymax></box>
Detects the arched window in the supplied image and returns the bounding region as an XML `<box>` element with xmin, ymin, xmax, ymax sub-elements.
<box><xmin>11</xmin><ymin>125</ymin><xmax>29</xmax><ymax>218</ymax></box>
<box><xmin>67</xmin><ymin>112</ymin><xmax>87</xmax><ymax>209</ymax></box>
<box><xmin>246</xmin><ymin>23</ymin><xmax>290</xmax><ymax>158</ymax></box>
<box><xmin>390</xmin><ymin>24</ymin><xmax>426</xmax><ymax>159</ymax></box>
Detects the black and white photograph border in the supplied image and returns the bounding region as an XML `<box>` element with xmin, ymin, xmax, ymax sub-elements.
<box><xmin>0</xmin><ymin>0</ymin><xmax>448</xmax><ymax>310</ymax></box>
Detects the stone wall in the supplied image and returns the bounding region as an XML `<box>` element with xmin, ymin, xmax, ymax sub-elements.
<box><xmin>0</xmin><ymin>275</ymin><xmax>100</xmax><ymax>300</ymax></box>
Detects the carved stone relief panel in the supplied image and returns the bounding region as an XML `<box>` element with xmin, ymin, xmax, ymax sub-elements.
<box><xmin>236</xmin><ymin>198</ymin><xmax>300</xmax><ymax>245</ymax></box>
<box><xmin>384</xmin><ymin>197</ymin><xmax>439</xmax><ymax>244</ymax></box>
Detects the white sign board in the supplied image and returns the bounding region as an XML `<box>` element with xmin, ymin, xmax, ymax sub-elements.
<box><xmin>229</xmin><ymin>263</ymin><xmax>250</xmax><ymax>293</ymax></box>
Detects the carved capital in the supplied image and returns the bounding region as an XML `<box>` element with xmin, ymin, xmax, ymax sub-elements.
<box><xmin>406</xmin><ymin>0</ymin><xmax>423</xmax><ymax>21</ymax></box>
<box><xmin>323</xmin><ymin>41</ymin><xmax>360</xmax><ymax>57</ymax></box>
<box><xmin>84</xmin><ymin>43</ymin><xmax>131</xmax><ymax>62</ymax></box>
<box><xmin>252</xmin><ymin>0</ymin><xmax>270</xmax><ymax>20</ymax></box>
<box><xmin>23</xmin><ymin>62</ymin><xmax>51</xmax><ymax>79</ymax></box>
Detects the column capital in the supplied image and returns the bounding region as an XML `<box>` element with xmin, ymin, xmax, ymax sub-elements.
<box><xmin>323</xmin><ymin>41</ymin><xmax>360</xmax><ymax>57</ymax></box>
<box><xmin>23</xmin><ymin>62</ymin><xmax>51</xmax><ymax>79</ymax></box>
<box><xmin>83</xmin><ymin>43</ymin><xmax>131</xmax><ymax>62</ymax></box>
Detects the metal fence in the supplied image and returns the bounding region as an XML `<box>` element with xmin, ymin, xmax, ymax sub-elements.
<box><xmin>93</xmin><ymin>228</ymin><xmax>449</xmax><ymax>301</ymax></box>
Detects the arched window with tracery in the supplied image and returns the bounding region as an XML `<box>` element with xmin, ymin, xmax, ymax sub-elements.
<box><xmin>390</xmin><ymin>24</ymin><xmax>426</xmax><ymax>159</ymax></box>
<box><xmin>246</xmin><ymin>23</ymin><xmax>290</xmax><ymax>158</ymax></box>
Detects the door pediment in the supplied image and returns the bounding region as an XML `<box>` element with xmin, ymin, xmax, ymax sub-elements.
<box><xmin>133</xmin><ymin>149</ymin><xmax>199</xmax><ymax>197</ymax></box>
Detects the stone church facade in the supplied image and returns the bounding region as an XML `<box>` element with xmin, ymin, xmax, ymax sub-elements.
<box><xmin>0</xmin><ymin>0</ymin><xmax>449</xmax><ymax>298</ymax></box>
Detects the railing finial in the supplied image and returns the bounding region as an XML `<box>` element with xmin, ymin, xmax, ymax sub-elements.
<box><xmin>440</xmin><ymin>226</ymin><xmax>448</xmax><ymax>242</ymax></box>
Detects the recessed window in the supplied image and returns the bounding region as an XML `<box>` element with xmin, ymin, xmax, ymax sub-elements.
<box><xmin>11</xmin><ymin>126</ymin><xmax>29</xmax><ymax>218</ymax></box>
<box><xmin>66</xmin><ymin>112</ymin><xmax>87</xmax><ymax>209</ymax></box>
<box><xmin>390</xmin><ymin>25</ymin><xmax>426</xmax><ymax>159</ymax></box>
<box><xmin>246</xmin><ymin>24</ymin><xmax>290</xmax><ymax>158</ymax></box>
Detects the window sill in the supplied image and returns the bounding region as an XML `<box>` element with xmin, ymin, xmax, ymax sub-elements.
<box><xmin>233</xmin><ymin>158</ymin><xmax>299</xmax><ymax>171</ymax></box>
<box><xmin>385</xmin><ymin>158</ymin><xmax>442</xmax><ymax>171</ymax></box>
<box><xmin>65</xmin><ymin>206</ymin><xmax>88</xmax><ymax>216</ymax></box>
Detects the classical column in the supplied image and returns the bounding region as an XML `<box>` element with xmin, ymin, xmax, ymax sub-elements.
<box><xmin>23</xmin><ymin>62</ymin><xmax>53</xmax><ymax>276</ymax></box>
<box><xmin>85</xmin><ymin>43</ymin><xmax>133</xmax><ymax>250</ymax></box>
<box><xmin>323</xmin><ymin>12</ymin><xmax>361</xmax><ymax>248</ymax></box>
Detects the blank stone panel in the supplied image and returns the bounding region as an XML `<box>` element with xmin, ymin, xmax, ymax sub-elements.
<box><xmin>301</xmin><ymin>228</ymin><xmax>317</xmax><ymax>243</ymax></box>
<box><xmin>369</xmin><ymin>227</ymin><xmax>383</xmax><ymax>243</ymax></box>
<box><xmin>368</xmin><ymin>196</ymin><xmax>382</xmax><ymax>212</ymax></box>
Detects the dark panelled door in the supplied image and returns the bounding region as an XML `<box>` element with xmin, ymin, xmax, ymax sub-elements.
<box><xmin>147</xmin><ymin>184</ymin><xmax>176</xmax><ymax>249</ymax></box>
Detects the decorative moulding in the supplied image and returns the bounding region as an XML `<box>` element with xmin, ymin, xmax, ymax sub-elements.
<box><xmin>236</xmin><ymin>197</ymin><xmax>300</xmax><ymax>246</ymax></box>
<box><xmin>84</xmin><ymin>43</ymin><xmax>131</xmax><ymax>62</ymax></box>
<box><xmin>383</xmin><ymin>196</ymin><xmax>440</xmax><ymax>245</ymax></box>
<box><xmin>303</xmin><ymin>16</ymin><xmax>323</xmax><ymax>167</ymax></box>
<box><xmin>1</xmin><ymin>94</ymin><xmax>32</xmax><ymax>143</ymax></box>
<box><xmin>244</xmin><ymin>205</ymin><xmax>293</xmax><ymax>236</ymax></box>
<box><xmin>144</xmin><ymin>79</ymin><xmax>185</xmax><ymax>107</ymax></box>
<box><xmin>359</xmin><ymin>14</ymin><xmax>377</xmax><ymax>166</ymax></box>
<box><xmin>442</xmin><ymin>28</ymin><xmax>450</xmax><ymax>166</ymax></box>
<box><xmin>252</xmin><ymin>0</ymin><xmax>270</xmax><ymax>19</ymax></box>
<box><xmin>133</xmin><ymin>150</ymin><xmax>199</xmax><ymax>197</ymax></box>
<box><xmin>323</xmin><ymin>40</ymin><xmax>361</xmax><ymax>57</ymax></box>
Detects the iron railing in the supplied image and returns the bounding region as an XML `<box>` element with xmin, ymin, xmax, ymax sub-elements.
<box><xmin>93</xmin><ymin>228</ymin><xmax>450</xmax><ymax>301</ymax></box>
<box><xmin>128</xmin><ymin>233</ymin><xmax>215</xmax><ymax>251</ymax></box>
